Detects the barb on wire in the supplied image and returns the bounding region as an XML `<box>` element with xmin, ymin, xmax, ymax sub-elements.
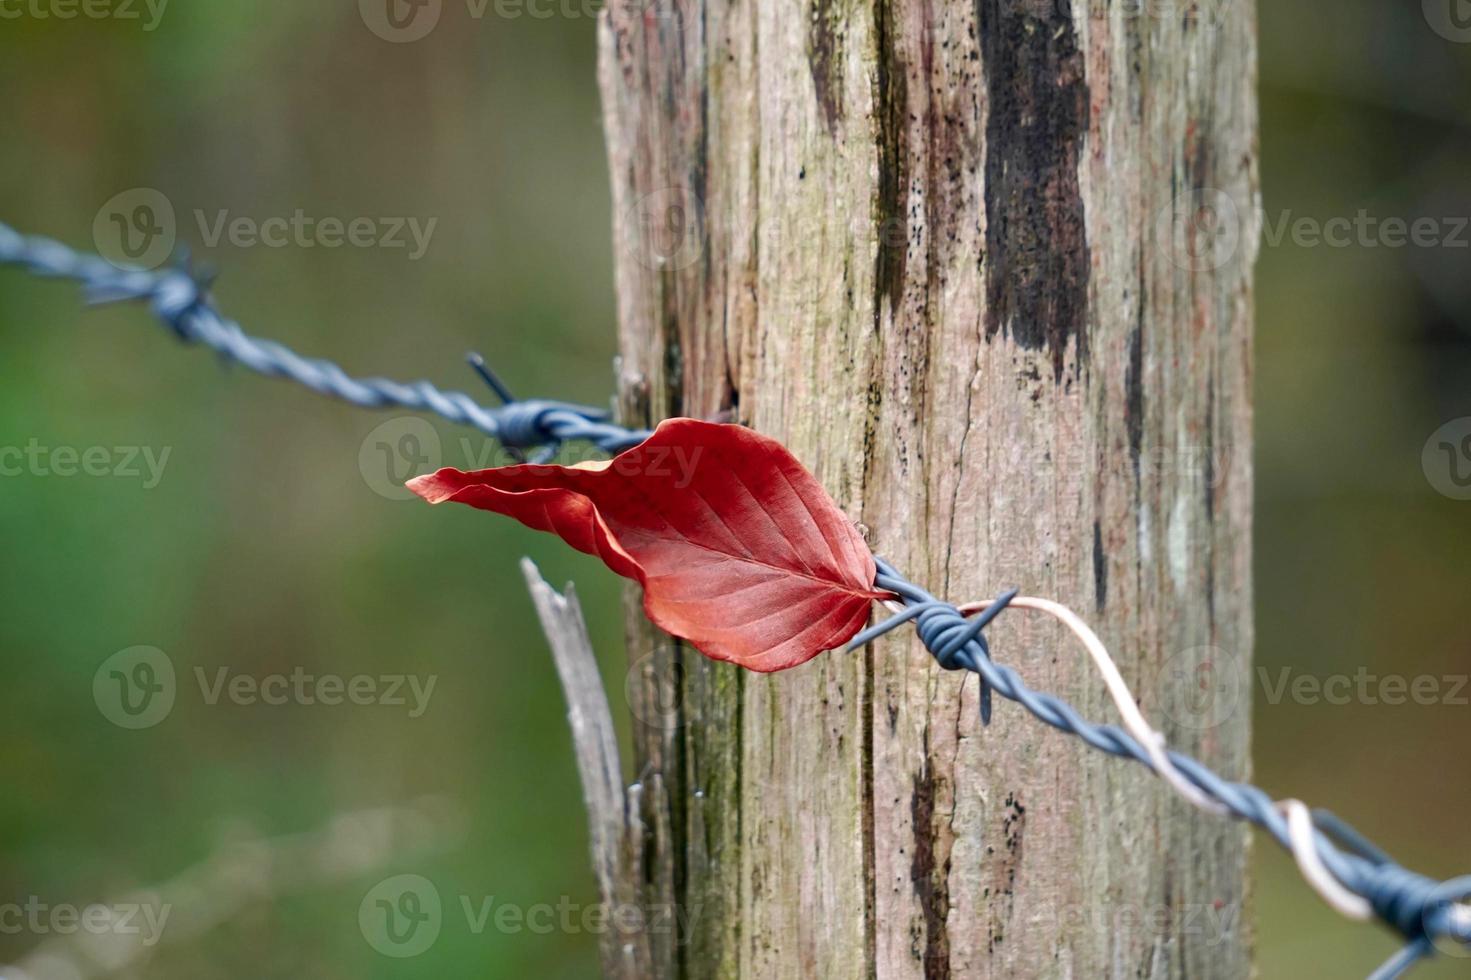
<box><xmin>2</xmin><ymin>221</ymin><xmax>1468</xmax><ymax>979</ymax></box>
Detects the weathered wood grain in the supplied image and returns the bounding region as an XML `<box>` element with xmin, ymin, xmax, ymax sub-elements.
<box><xmin>598</xmin><ymin>0</ymin><xmax>1258</xmax><ymax>975</ymax></box>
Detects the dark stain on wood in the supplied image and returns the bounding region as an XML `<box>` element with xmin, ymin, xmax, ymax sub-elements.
<box><xmin>1204</xmin><ymin>374</ymin><xmax>1217</xmax><ymax>622</ymax></box>
<box><xmin>808</xmin><ymin>0</ymin><xmax>845</xmax><ymax>135</ymax></box>
<box><xmin>861</xmin><ymin>647</ymin><xmax>879</xmax><ymax>973</ymax></box>
<box><xmin>1092</xmin><ymin>518</ymin><xmax>1107</xmax><ymax>609</ymax></box>
<box><xmin>1000</xmin><ymin>791</ymin><xmax>1026</xmax><ymax>886</ymax></box>
<box><xmin>669</xmin><ymin>651</ymin><xmax>692</xmax><ymax>977</ymax></box>
<box><xmin>1204</xmin><ymin>374</ymin><xmax>1216</xmax><ymax>525</ymax></box>
<box><xmin>922</xmin><ymin>5</ymin><xmax>984</xmax><ymax>280</ymax></box>
<box><xmin>977</xmin><ymin>0</ymin><xmax>1090</xmax><ymax>381</ymax></box>
<box><xmin>984</xmin><ymin>792</ymin><xmax>1027</xmax><ymax>954</ymax></box>
<box><xmin>661</xmin><ymin>290</ymin><xmax>686</xmax><ymax>417</ymax></box>
<box><xmin>910</xmin><ymin>759</ymin><xmax>951</xmax><ymax>978</ymax></box>
<box><xmin>1125</xmin><ymin>315</ymin><xmax>1144</xmax><ymax>474</ymax></box>
<box><xmin>874</xmin><ymin>0</ymin><xmax>909</xmax><ymax>317</ymax></box>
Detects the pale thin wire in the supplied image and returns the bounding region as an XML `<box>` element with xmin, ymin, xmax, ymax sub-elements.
<box><xmin>959</xmin><ymin>595</ymin><xmax>1228</xmax><ymax>817</ymax></box>
<box><xmin>2</xmin><ymin>221</ymin><xmax>1468</xmax><ymax>979</ymax></box>
<box><xmin>959</xmin><ymin>595</ymin><xmax>1385</xmax><ymax>922</ymax></box>
<box><xmin>1281</xmin><ymin>799</ymin><xmax>1374</xmax><ymax>921</ymax></box>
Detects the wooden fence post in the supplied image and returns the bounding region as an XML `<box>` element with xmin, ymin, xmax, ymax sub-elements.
<box><xmin>598</xmin><ymin>0</ymin><xmax>1258</xmax><ymax>974</ymax></box>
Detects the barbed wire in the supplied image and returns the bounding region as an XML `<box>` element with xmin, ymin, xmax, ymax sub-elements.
<box><xmin>851</xmin><ymin>563</ymin><xmax>1471</xmax><ymax>979</ymax></box>
<box><xmin>0</xmin><ymin>224</ymin><xmax>649</xmax><ymax>461</ymax></box>
<box><xmin>2</xmin><ymin>221</ymin><xmax>1467</xmax><ymax>979</ymax></box>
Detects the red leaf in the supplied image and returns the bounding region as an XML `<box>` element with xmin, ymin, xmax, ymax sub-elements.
<box><xmin>407</xmin><ymin>419</ymin><xmax>888</xmax><ymax>672</ymax></box>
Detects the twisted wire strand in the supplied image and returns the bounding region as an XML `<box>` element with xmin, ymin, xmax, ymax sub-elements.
<box><xmin>0</xmin><ymin>224</ymin><xmax>650</xmax><ymax>458</ymax></box>
<box><xmin>2</xmin><ymin>222</ymin><xmax>1467</xmax><ymax>978</ymax></box>
<box><xmin>853</xmin><ymin>564</ymin><xmax>1471</xmax><ymax>978</ymax></box>
<box><xmin>957</xmin><ymin>593</ymin><xmax>1228</xmax><ymax>817</ymax></box>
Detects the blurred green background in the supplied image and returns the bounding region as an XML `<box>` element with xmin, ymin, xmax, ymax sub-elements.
<box><xmin>0</xmin><ymin>2</ymin><xmax>1467</xmax><ymax>977</ymax></box>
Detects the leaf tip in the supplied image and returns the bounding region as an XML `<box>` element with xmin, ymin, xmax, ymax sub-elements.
<box><xmin>405</xmin><ymin>468</ymin><xmax>461</xmax><ymax>503</ymax></box>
